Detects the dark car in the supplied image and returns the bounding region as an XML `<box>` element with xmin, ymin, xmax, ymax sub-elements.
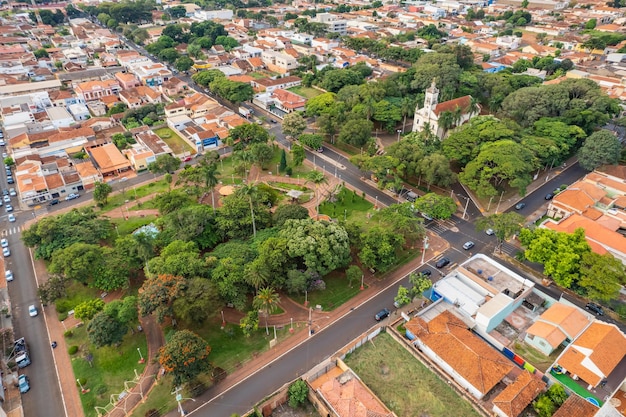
<box><xmin>420</xmin><ymin>269</ymin><xmax>432</xmax><ymax>277</ymax></box>
<box><xmin>375</xmin><ymin>308</ymin><xmax>390</xmax><ymax>321</ymax></box>
<box><xmin>48</xmin><ymin>199</ymin><xmax>59</xmax><ymax>206</ymax></box>
<box><xmin>586</xmin><ymin>302</ymin><xmax>604</xmax><ymax>316</ymax></box>
<box><xmin>515</xmin><ymin>202</ymin><xmax>526</xmax><ymax>210</ymax></box>
<box><xmin>545</xmin><ymin>193</ymin><xmax>554</xmax><ymax>200</ymax></box>
<box><xmin>436</xmin><ymin>257</ymin><xmax>450</xmax><ymax>268</ymax></box>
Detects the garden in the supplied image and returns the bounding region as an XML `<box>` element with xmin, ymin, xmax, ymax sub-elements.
<box><xmin>153</xmin><ymin>127</ymin><xmax>195</xmax><ymax>156</ymax></box>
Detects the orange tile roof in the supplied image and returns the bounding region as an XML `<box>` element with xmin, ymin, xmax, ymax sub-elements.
<box><xmin>89</xmin><ymin>143</ymin><xmax>131</xmax><ymax>172</ymax></box>
<box><xmin>544</xmin><ymin>214</ymin><xmax>626</xmax><ymax>257</ymax></box>
<box><xmin>492</xmin><ymin>371</ymin><xmax>546</xmax><ymax>417</ymax></box>
<box><xmin>318</xmin><ymin>370</ymin><xmax>394</xmax><ymax>417</ymax></box>
<box><xmin>74</xmin><ymin>161</ymin><xmax>100</xmax><ymax>179</ymax></box>
<box><xmin>405</xmin><ymin>311</ymin><xmax>514</xmax><ymax>395</ymax></box>
<box><xmin>551</xmin><ymin>392</ymin><xmax>598</xmax><ymax>417</ymax></box>
<box><xmin>526</xmin><ymin>304</ymin><xmax>590</xmax><ymax>348</ymax></box>
<box><xmin>434</xmin><ymin>96</ymin><xmax>472</xmax><ymax>117</ymax></box>
<box><xmin>44</xmin><ymin>172</ymin><xmax>64</xmax><ymax>189</ymax></box>
<box><xmin>557</xmin><ymin>322</ymin><xmax>626</xmax><ymax>387</ymax></box>
<box><xmin>551</xmin><ymin>181</ymin><xmax>605</xmax><ymax>213</ymax></box>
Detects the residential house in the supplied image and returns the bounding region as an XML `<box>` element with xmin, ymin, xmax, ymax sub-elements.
<box><xmin>119</xmin><ymin>86</ymin><xmax>161</xmax><ymax>109</ymax></box>
<box><xmin>135</xmin><ymin>130</ymin><xmax>173</xmax><ymax>158</ymax></box>
<box><xmin>250</xmin><ymin>76</ymin><xmax>302</xmax><ymax>93</ymax></box>
<box><xmin>68</xmin><ymin>103</ymin><xmax>90</xmax><ymax>121</ymax></box>
<box><xmin>554</xmin><ymin>321</ymin><xmax>626</xmax><ymax>388</ymax></box>
<box><xmin>122</xmin><ymin>144</ymin><xmax>155</xmax><ymax>171</ymax></box>
<box><xmin>405</xmin><ymin>310</ymin><xmax>515</xmax><ymax>400</ymax></box>
<box><xmin>74</xmin><ymin>79</ymin><xmax>121</xmax><ymax>102</ymax></box>
<box><xmin>45</xmin><ymin>107</ymin><xmax>75</xmax><ymax>128</ymax></box>
<box><xmin>49</xmin><ymin>90</ymin><xmax>83</xmax><ymax>108</ymax></box>
<box><xmin>271</xmin><ymin>89</ymin><xmax>306</xmax><ymax>113</ymax></box>
<box><xmin>551</xmin><ymin>394</ymin><xmax>598</xmax><ymax>417</ymax></box>
<box><xmin>159</xmin><ymin>77</ymin><xmax>188</xmax><ymax>97</ymax></box>
<box><xmin>492</xmin><ymin>371</ymin><xmax>546</xmax><ymax>417</ymax></box>
<box><xmin>412</xmin><ymin>80</ymin><xmax>480</xmax><ymax>139</ymax></box>
<box><xmin>130</xmin><ymin>62</ymin><xmax>172</xmax><ymax>87</ymax></box>
<box><xmin>261</xmin><ymin>50</ymin><xmax>298</xmax><ymax>74</ymax></box>
<box><xmin>88</xmin><ymin>143</ymin><xmax>131</xmax><ymax>177</ymax></box>
<box><xmin>311</xmin><ymin>13</ymin><xmax>347</xmax><ymax>35</ymax></box>
<box><xmin>524</xmin><ymin>303</ymin><xmax>591</xmax><ymax>355</ymax></box>
<box><xmin>114</xmin><ymin>72</ymin><xmax>140</xmax><ymax>90</ymax></box>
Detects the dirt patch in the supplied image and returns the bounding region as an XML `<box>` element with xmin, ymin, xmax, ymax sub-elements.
<box><xmin>270</xmin><ymin>402</ymin><xmax>320</xmax><ymax>417</ymax></box>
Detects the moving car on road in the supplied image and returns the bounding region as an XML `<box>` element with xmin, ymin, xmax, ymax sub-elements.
<box><xmin>485</xmin><ymin>228</ymin><xmax>495</xmax><ymax>235</ymax></box>
<box><xmin>463</xmin><ymin>241</ymin><xmax>475</xmax><ymax>250</ymax></box>
<box><xmin>28</xmin><ymin>305</ymin><xmax>38</xmax><ymax>317</ymax></box>
<box><xmin>436</xmin><ymin>257</ymin><xmax>450</xmax><ymax>268</ymax></box>
<box><xmin>515</xmin><ymin>202</ymin><xmax>526</xmax><ymax>210</ymax></box>
<box><xmin>18</xmin><ymin>375</ymin><xmax>29</xmax><ymax>393</ymax></box>
<box><xmin>585</xmin><ymin>302</ymin><xmax>604</xmax><ymax>316</ymax></box>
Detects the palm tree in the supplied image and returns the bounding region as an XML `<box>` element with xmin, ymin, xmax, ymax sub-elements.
<box><xmin>253</xmin><ymin>287</ymin><xmax>281</xmax><ymax>335</ymax></box>
<box><xmin>438</xmin><ymin>111</ymin><xmax>455</xmax><ymax>138</ymax></box>
<box><xmin>203</xmin><ymin>162</ymin><xmax>220</xmax><ymax>214</ymax></box>
<box><xmin>177</xmin><ymin>160</ymin><xmax>221</xmax><ymax>213</ymax></box>
<box><xmin>238</xmin><ymin>184</ymin><xmax>259</xmax><ymax>237</ymax></box>
<box><xmin>400</xmin><ymin>96</ymin><xmax>415</xmax><ymax>133</ymax></box>
<box><xmin>306</xmin><ymin>170</ymin><xmax>328</xmax><ymax>219</ymax></box>
<box><xmin>244</xmin><ymin>260</ymin><xmax>270</xmax><ymax>294</ymax></box>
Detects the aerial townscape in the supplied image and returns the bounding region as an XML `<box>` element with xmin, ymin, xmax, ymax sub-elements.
<box><xmin>1</xmin><ymin>0</ymin><xmax>626</xmax><ymax>416</ymax></box>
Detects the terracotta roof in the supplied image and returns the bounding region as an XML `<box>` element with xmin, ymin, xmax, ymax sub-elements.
<box><xmin>44</xmin><ymin>172</ymin><xmax>64</xmax><ymax>189</ymax></box>
<box><xmin>544</xmin><ymin>214</ymin><xmax>626</xmax><ymax>257</ymax></box>
<box><xmin>557</xmin><ymin>322</ymin><xmax>626</xmax><ymax>387</ymax></box>
<box><xmin>405</xmin><ymin>311</ymin><xmax>514</xmax><ymax>395</ymax></box>
<box><xmin>526</xmin><ymin>303</ymin><xmax>590</xmax><ymax>347</ymax></box>
<box><xmin>253</xmin><ymin>75</ymin><xmax>301</xmax><ymax>87</ymax></box>
<box><xmin>597</xmin><ymin>164</ymin><xmax>626</xmax><ymax>180</ymax></box>
<box><xmin>434</xmin><ymin>95</ymin><xmax>472</xmax><ymax>117</ymax></box>
<box><xmin>89</xmin><ymin>143</ymin><xmax>131</xmax><ymax>172</ymax></box>
<box><xmin>551</xmin><ymin>393</ymin><xmax>598</xmax><ymax>417</ymax></box>
<box><xmin>318</xmin><ymin>370</ymin><xmax>394</xmax><ymax>417</ymax></box>
<box><xmin>272</xmin><ymin>89</ymin><xmax>306</xmax><ymax>109</ymax></box>
<box><xmin>551</xmin><ymin>181</ymin><xmax>606</xmax><ymax>213</ymax></box>
<box><xmin>74</xmin><ymin>161</ymin><xmax>100</xmax><ymax>179</ymax></box>
<box><xmin>492</xmin><ymin>371</ymin><xmax>546</xmax><ymax>417</ymax></box>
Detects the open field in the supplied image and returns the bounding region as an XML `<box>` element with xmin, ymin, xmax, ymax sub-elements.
<box><xmin>153</xmin><ymin>127</ymin><xmax>194</xmax><ymax>155</ymax></box>
<box><xmin>344</xmin><ymin>332</ymin><xmax>482</xmax><ymax>417</ymax></box>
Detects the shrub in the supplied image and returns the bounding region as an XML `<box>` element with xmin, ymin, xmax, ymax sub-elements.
<box><xmin>94</xmin><ymin>384</ymin><xmax>107</xmax><ymax>396</ymax></box>
<box><xmin>288</xmin><ymin>379</ymin><xmax>308</xmax><ymax>408</ymax></box>
<box><xmin>63</xmin><ymin>330</ymin><xmax>73</xmax><ymax>338</ymax></box>
<box><xmin>211</xmin><ymin>367</ymin><xmax>227</xmax><ymax>382</ymax></box>
<box><xmin>68</xmin><ymin>345</ymin><xmax>79</xmax><ymax>355</ymax></box>
<box><xmin>145</xmin><ymin>410</ymin><xmax>160</xmax><ymax>417</ymax></box>
<box><xmin>285</xmin><ymin>166</ymin><xmax>293</xmax><ymax>176</ymax></box>
<box><xmin>58</xmin><ymin>312</ymin><xmax>68</xmax><ymax>321</ymax></box>
<box><xmin>187</xmin><ymin>379</ymin><xmax>209</xmax><ymax>397</ymax></box>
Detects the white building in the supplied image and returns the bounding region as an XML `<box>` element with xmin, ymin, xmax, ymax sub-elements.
<box><xmin>193</xmin><ymin>9</ymin><xmax>234</xmax><ymax>20</ymax></box>
<box><xmin>45</xmin><ymin>107</ymin><xmax>74</xmax><ymax>128</ymax></box>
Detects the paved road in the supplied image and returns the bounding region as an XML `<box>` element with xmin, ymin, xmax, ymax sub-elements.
<box><xmin>1</xmin><ymin>168</ymin><xmax>64</xmax><ymax>416</ymax></box>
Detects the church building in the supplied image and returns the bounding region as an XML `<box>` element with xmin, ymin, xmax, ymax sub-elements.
<box><xmin>412</xmin><ymin>80</ymin><xmax>480</xmax><ymax>139</ymax></box>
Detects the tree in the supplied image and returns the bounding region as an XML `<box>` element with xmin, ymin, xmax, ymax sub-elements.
<box><xmin>154</xmin><ymin>189</ymin><xmax>194</xmax><ymax>215</ymax></box>
<box><xmin>288</xmin><ymin>380</ymin><xmax>309</xmax><ymax>408</ymax></box>
<box><xmin>74</xmin><ymin>298</ymin><xmax>105</xmax><ymax>321</ymax></box>
<box><xmin>253</xmin><ymin>287</ymin><xmax>281</xmax><ymax>335</ymax></box>
<box><xmin>374</xmin><ymin>203</ymin><xmax>425</xmax><ymax>248</ymax></box>
<box><xmin>298</xmin><ymin>133</ymin><xmax>324</xmax><ymax>150</ymax></box>
<box><xmin>279</xmin><ymin>149</ymin><xmax>287</xmax><ymax>173</ymax></box>
<box><xmin>413</xmin><ymin>193</ymin><xmax>457</xmax><ymax>220</ymax></box>
<box><xmin>37</xmin><ymin>274</ymin><xmax>68</xmax><ymax>306</ymax></box>
<box><xmin>394</xmin><ymin>285</ymin><xmax>411</xmax><ymax>307</ymax></box>
<box><xmin>279</xmin><ymin>219</ymin><xmax>351</xmax><ymax>276</ymax></box>
<box><xmin>419</xmin><ymin>153</ymin><xmax>456</xmax><ymax>188</ymax></box>
<box><xmin>229</xmin><ymin>123</ymin><xmax>270</xmax><ymax>148</ymax></box>
<box><xmin>158</xmin><ymin>205</ymin><xmax>219</xmax><ymax>250</ymax></box>
<box><xmin>476</xmin><ymin>213</ymin><xmax>525</xmax><ymax>253</ymax></box>
<box><xmin>33</xmin><ymin>48</ymin><xmax>49</xmax><ymax>59</ymax></box>
<box><xmin>104</xmin><ymin>296</ymin><xmax>138</xmax><ymax>325</ymax></box>
<box><xmin>250</xmin><ymin>143</ymin><xmax>274</xmax><ymax>169</ymax></box>
<box><xmin>578</xmin><ymin>130</ymin><xmax>622</xmax><ymax>171</ymax></box>
<box><xmin>148</xmin><ymin>154</ymin><xmax>181</xmax><ymax>174</ymax></box>
<box><xmin>173</xmin><ymin>278</ymin><xmax>220</xmax><ymax>324</ymax></box>
<box><xmin>48</xmin><ymin>243</ymin><xmax>105</xmax><ymax>283</ymax></box>
<box><xmin>273</xmin><ymin>204</ymin><xmax>309</xmax><ymax>227</ymax></box>
<box><xmin>87</xmin><ymin>311</ymin><xmax>128</xmax><ymax>348</ymax></box>
<box><xmin>239</xmin><ymin>310</ymin><xmax>259</xmax><ymax>337</ymax></box>
<box><xmin>409</xmin><ymin>272</ymin><xmax>432</xmax><ymax>298</ymax></box>
<box><xmin>138</xmin><ymin>274</ymin><xmax>187</xmax><ymax>323</ymax></box>
<box><xmin>460</xmin><ymin>140</ymin><xmax>537</xmax><ymax>198</ymax></box>
<box><xmin>338</xmin><ymin>119</ymin><xmax>373</xmax><ymax>147</ymax></box>
<box><xmin>579</xmin><ymin>252</ymin><xmax>624</xmax><ymax>301</ymax></box>
<box><xmin>158</xmin><ymin>330</ymin><xmax>212</xmax><ymax>386</ymax></box>
<box><xmin>345</xmin><ymin>265</ymin><xmax>362</xmax><ymax>288</ymax></box>
<box><xmin>93</xmin><ymin>181</ymin><xmax>113</xmax><ymax>206</ymax></box>
<box><xmin>359</xmin><ymin>226</ymin><xmax>404</xmax><ymax>272</ymax></box>
<box><xmin>291</xmin><ymin>144</ymin><xmax>305</xmax><ymax>167</ymax></box>
<box><xmin>147</xmin><ymin>240</ymin><xmax>208</xmax><ymax>279</ymax></box>
<box><xmin>175</xmin><ymin>56</ymin><xmax>194</xmax><ymax>72</ymax></box>
<box><xmin>216</xmin><ymin>189</ymin><xmax>272</xmax><ymax>240</ymax></box>
<box><xmin>282</xmin><ymin>112</ymin><xmax>307</xmax><ymax>138</ymax></box>
<box><xmin>177</xmin><ymin>157</ymin><xmax>220</xmax><ymax>212</ymax></box>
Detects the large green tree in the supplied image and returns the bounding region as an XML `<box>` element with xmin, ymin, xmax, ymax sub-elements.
<box><xmin>282</xmin><ymin>112</ymin><xmax>308</xmax><ymax>138</ymax></box>
<box><xmin>173</xmin><ymin>278</ymin><xmax>221</xmax><ymax>324</ymax></box>
<box><xmin>158</xmin><ymin>330</ymin><xmax>212</xmax><ymax>386</ymax></box>
<box><xmin>138</xmin><ymin>274</ymin><xmax>187</xmax><ymax>322</ymax></box>
<box><xmin>87</xmin><ymin>310</ymin><xmax>128</xmax><ymax>348</ymax></box>
<box><xmin>578</xmin><ymin>130</ymin><xmax>622</xmax><ymax>171</ymax></box>
<box><xmin>358</xmin><ymin>226</ymin><xmax>404</xmax><ymax>272</ymax></box>
<box><xmin>413</xmin><ymin>193</ymin><xmax>457</xmax><ymax>220</ymax></box>
<box><xmin>476</xmin><ymin>212</ymin><xmax>525</xmax><ymax>252</ymax></box>
<box><xmin>148</xmin><ymin>154</ymin><xmax>181</xmax><ymax>174</ymax></box>
<box><xmin>579</xmin><ymin>252</ymin><xmax>625</xmax><ymax>301</ymax></box>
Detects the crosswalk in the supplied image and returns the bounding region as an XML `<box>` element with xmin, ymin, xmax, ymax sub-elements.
<box><xmin>2</xmin><ymin>226</ymin><xmax>23</xmax><ymax>237</ymax></box>
<box><xmin>425</xmin><ymin>217</ymin><xmax>459</xmax><ymax>236</ymax></box>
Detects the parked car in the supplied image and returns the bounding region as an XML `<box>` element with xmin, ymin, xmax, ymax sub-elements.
<box><xmin>421</xmin><ymin>212</ymin><xmax>434</xmax><ymax>221</ymax></box>
<box><xmin>65</xmin><ymin>193</ymin><xmax>80</xmax><ymax>201</ymax></box>
<box><xmin>585</xmin><ymin>302</ymin><xmax>604</xmax><ymax>316</ymax></box>
<box><xmin>374</xmin><ymin>308</ymin><xmax>390</xmax><ymax>321</ymax></box>
<box><xmin>8</xmin><ymin>214</ymin><xmax>15</xmax><ymax>222</ymax></box>
<box><xmin>2</xmin><ymin>195</ymin><xmax>9</xmax><ymax>203</ymax></box>
<box><xmin>5</xmin><ymin>270</ymin><xmax>13</xmax><ymax>282</ymax></box>
<box><xmin>1</xmin><ymin>239</ymin><xmax>7</xmax><ymax>248</ymax></box>
<box><xmin>420</xmin><ymin>269</ymin><xmax>432</xmax><ymax>277</ymax></box>
<box><xmin>18</xmin><ymin>375</ymin><xmax>29</xmax><ymax>393</ymax></box>
<box><xmin>181</xmin><ymin>155</ymin><xmax>192</xmax><ymax>162</ymax></box>
<box><xmin>2</xmin><ymin>247</ymin><xmax>10</xmax><ymax>257</ymax></box>
<box><xmin>9</xmin><ymin>188</ymin><xmax>16</xmax><ymax>196</ymax></box>
<box><xmin>5</xmin><ymin>205</ymin><xmax>12</xmax><ymax>213</ymax></box>
<box><xmin>48</xmin><ymin>199</ymin><xmax>59</xmax><ymax>206</ymax></box>
<box><xmin>515</xmin><ymin>202</ymin><xmax>526</xmax><ymax>210</ymax></box>
<box><xmin>435</xmin><ymin>257</ymin><xmax>450</xmax><ymax>268</ymax></box>
<box><xmin>2</xmin><ymin>189</ymin><xmax>7</xmax><ymax>196</ymax></box>
<box><xmin>28</xmin><ymin>305</ymin><xmax>38</xmax><ymax>317</ymax></box>
<box><xmin>462</xmin><ymin>241</ymin><xmax>475</xmax><ymax>250</ymax></box>
<box><xmin>544</xmin><ymin>193</ymin><xmax>554</xmax><ymax>200</ymax></box>
<box><xmin>7</xmin><ymin>177</ymin><xmax>13</xmax><ymax>184</ymax></box>
<box><xmin>485</xmin><ymin>228</ymin><xmax>495</xmax><ymax>236</ymax></box>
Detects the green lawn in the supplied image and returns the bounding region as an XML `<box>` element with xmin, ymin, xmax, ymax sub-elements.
<box><xmin>129</xmin><ymin>375</ymin><xmax>178</xmax><ymax>417</ymax></box>
<box><xmin>288</xmin><ymin>86</ymin><xmax>322</xmax><ymax>99</ymax></box>
<box><xmin>99</xmin><ymin>179</ymin><xmax>170</xmax><ymax>213</ymax></box>
<box><xmin>111</xmin><ymin>215</ymin><xmax>157</xmax><ymax>236</ymax></box>
<box><xmin>550</xmin><ymin>371</ymin><xmax>602</xmax><ymax>405</ymax></box>
<box><xmin>153</xmin><ymin>127</ymin><xmax>194</xmax><ymax>155</ymax></box>
<box><xmin>319</xmin><ymin>186</ymin><xmax>374</xmax><ymax>226</ymax></box>
<box><xmin>344</xmin><ymin>332</ymin><xmax>482</xmax><ymax>417</ymax></box>
<box><xmin>67</xmin><ymin>325</ymin><xmax>148</xmax><ymax>417</ymax></box>
<box><xmin>292</xmin><ymin>270</ymin><xmax>363</xmax><ymax>311</ymax></box>
<box><xmin>55</xmin><ymin>281</ymin><xmax>102</xmax><ymax>319</ymax></box>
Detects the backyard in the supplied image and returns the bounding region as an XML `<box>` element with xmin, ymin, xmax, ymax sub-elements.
<box><xmin>344</xmin><ymin>332</ymin><xmax>482</xmax><ymax>417</ymax></box>
<box><xmin>287</xmin><ymin>86</ymin><xmax>322</xmax><ymax>99</ymax></box>
<box><xmin>153</xmin><ymin>127</ymin><xmax>195</xmax><ymax>156</ymax></box>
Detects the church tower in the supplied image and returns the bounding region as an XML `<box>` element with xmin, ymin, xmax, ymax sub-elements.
<box><xmin>424</xmin><ymin>78</ymin><xmax>439</xmax><ymax>113</ymax></box>
<box><xmin>413</xmin><ymin>79</ymin><xmax>439</xmax><ymax>132</ymax></box>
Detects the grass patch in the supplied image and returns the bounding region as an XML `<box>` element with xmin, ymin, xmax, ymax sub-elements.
<box><xmin>55</xmin><ymin>281</ymin><xmax>101</xmax><ymax>317</ymax></box>
<box><xmin>329</xmin><ymin>140</ymin><xmax>362</xmax><ymax>157</ymax></box>
<box><xmin>68</xmin><ymin>325</ymin><xmax>148</xmax><ymax>417</ymax></box>
<box><xmin>129</xmin><ymin>375</ymin><xmax>178</xmax><ymax>417</ymax></box>
<box><xmin>513</xmin><ymin>342</ymin><xmax>561</xmax><ymax>373</ymax></box>
<box><xmin>292</xmin><ymin>270</ymin><xmax>362</xmax><ymax>311</ymax></box>
<box><xmin>550</xmin><ymin>371</ymin><xmax>602</xmax><ymax>405</ymax></box>
<box><xmin>319</xmin><ymin>187</ymin><xmax>374</xmax><ymax>226</ymax></box>
<box><xmin>344</xmin><ymin>332</ymin><xmax>482</xmax><ymax>417</ymax></box>
<box><xmin>111</xmin><ymin>215</ymin><xmax>157</xmax><ymax>236</ymax></box>
<box><xmin>153</xmin><ymin>127</ymin><xmax>194</xmax><ymax>155</ymax></box>
<box><xmin>267</xmin><ymin>182</ymin><xmax>311</xmax><ymax>192</ymax></box>
<box><xmin>99</xmin><ymin>179</ymin><xmax>170</xmax><ymax>213</ymax></box>
<box><xmin>287</xmin><ymin>86</ymin><xmax>322</xmax><ymax>99</ymax></box>
<box><xmin>128</xmin><ymin>198</ymin><xmax>159</xmax><ymax>211</ymax></box>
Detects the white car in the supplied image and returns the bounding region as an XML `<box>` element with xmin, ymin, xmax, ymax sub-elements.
<box><xmin>9</xmin><ymin>188</ymin><xmax>16</xmax><ymax>197</ymax></box>
<box><xmin>0</xmin><ymin>239</ymin><xmax>7</xmax><ymax>248</ymax></box>
<box><xmin>28</xmin><ymin>305</ymin><xmax>38</xmax><ymax>317</ymax></box>
<box><xmin>65</xmin><ymin>193</ymin><xmax>80</xmax><ymax>201</ymax></box>
<box><xmin>2</xmin><ymin>247</ymin><xmax>10</xmax><ymax>257</ymax></box>
<box><xmin>8</xmin><ymin>214</ymin><xmax>15</xmax><ymax>222</ymax></box>
<box><xmin>5</xmin><ymin>270</ymin><xmax>13</xmax><ymax>282</ymax></box>
<box><xmin>5</xmin><ymin>205</ymin><xmax>12</xmax><ymax>213</ymax></box>
<box><xmin>2</xmin><ymin>195</ymin><xmax>9</xmax><ymax>203</ymax></box>
<box><xmin>485</xmin><ymin>228</ymin><xmax>495</xmax><ymax>236</ymax></box>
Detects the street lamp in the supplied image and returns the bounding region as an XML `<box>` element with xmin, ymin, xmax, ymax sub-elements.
<box><xmin>137</xmin><ymin>347</ymin><xmax>145</xmax><ymax>364</ymax></box>
<box><xmin>421</xmin><ymin>236</ymin><xmax>429</xmax><ymax>264</ymax></box>
<box><xmin>397</xmin><ymin>129</ymin><xmax>402</xmax><ymax>142</ymax></box>
<box><xmin>77</xmin><ymin>378</ymin><xmax>88</xmax><ymax>394</ymax></box>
